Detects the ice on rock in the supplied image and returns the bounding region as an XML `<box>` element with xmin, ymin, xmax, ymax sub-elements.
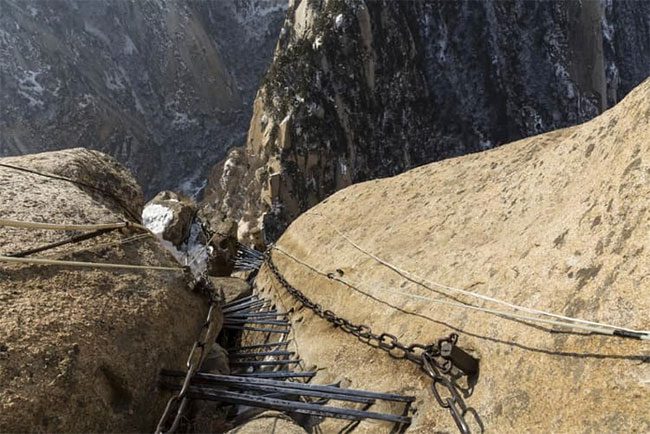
<box><xmin>142</xmin><ymin>203</ymin><xmax>174</xmax><ymax>235</ymax></box>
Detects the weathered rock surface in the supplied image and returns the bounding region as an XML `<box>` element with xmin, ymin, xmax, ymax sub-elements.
<box><xmin>203</xmin><ymin>0</ymin><xmax>650</xmax><ymax>244</ymax></box>
<box><xmin>0</xmin><ymin>0</ymin><xmax>286</xmax><ymax>196</ymax></box>
<box><xmin>210</xmin><ymin>276</ymin><xmax>252</xmax><ymax>304</ymax></box>
<box><xmin>254</xmin><ymin>79</ymin><xmax>650</xmax><ymax>432</ymax></box>
<box><xmin>226</xmin><ymin>412</ymin><xmax>306</xmax><ymax>434</ymax></box>
<box><xmin>0</xmin><ymin>149</ymin><xmax>208</xmax><ymax>432</ymax></box>
<box><xmin>144</xmin><ymin>191</ymin><xmax>197</xmax><ymax>247</ymax></box>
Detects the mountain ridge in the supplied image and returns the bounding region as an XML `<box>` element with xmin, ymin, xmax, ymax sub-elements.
<box><xmin>202</xmin><ymin>0</ymin><xmax>650</xmax><ymax>245</ymax></box>
<box><xmin>0</xmin><ymin>0</ymin><xmax>286</xmax><ymax>196</ymax></box>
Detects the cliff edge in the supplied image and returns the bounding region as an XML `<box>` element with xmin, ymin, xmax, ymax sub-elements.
<box><xmin>255</xmin><ymin>78</ymin><xmax>650</xmax><ymax>432</ymax></box>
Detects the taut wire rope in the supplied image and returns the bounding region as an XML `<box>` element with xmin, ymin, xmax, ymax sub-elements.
<box><xmin>304</xmin><ymin>211</ymin><xmax>649</xmax><ymax>339</ymax></box>
<box><xmin>271</xmin><ymin>244</ymin><xmax>649</xmax><ymax>341</ymax></box>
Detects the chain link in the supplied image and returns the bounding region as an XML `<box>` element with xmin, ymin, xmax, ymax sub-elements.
<box><xmin>266</xmin><ymin>251</ymin><xmax>483</xmax><ymax>433</ymax></box>
<box><xmin>422</xmin><ymin>353</ymin><xmax>484</xmax><ymax>434</ymax></box>
<box><xmin>155</xmin><ymin>277</ymin><xmax>221</xmax><ymax>434</ymax></box>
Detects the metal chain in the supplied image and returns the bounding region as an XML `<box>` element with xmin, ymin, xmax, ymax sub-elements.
<box><xmin>422</xmin><ymin>353</ymin><xmax>484</xmax><ymax>434</ymax></box>
<box><xmin>266</xmin><ymin>252</ymin><xmax>483</xmax><ymax>433</ymax></box>
<box><xmin>155</xmin><ymin>276</ymin><xmax>221</xmax><ymax>433</ymax></box>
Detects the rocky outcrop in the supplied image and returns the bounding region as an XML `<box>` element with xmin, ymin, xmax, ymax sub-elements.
<box><xmin>144</xmin><ymin>191</ymin><xmax>197</xmax><ymax>247</ymax></box>
<box><xmin>204</xmin><ymin>217</ymin><xmax>240</xmax><ymax>276</ymax></box>
<box><xmin>0</xmin><ymin>149</ymin><xmax>208</xmax><ymax>432</ymax></box>
<box><xmin>0</xmin><ymin>0</ymin><xmax>285</xmax><ymax>196</ymax></box>
<box><xmin>254</xmin><ymin>79</ymin><xmax>650</xmax><ymax>432</ymax></box>
<box><xmin>202</xmin><ymin>0</ymin><xmax>650</xmax><ymax>244</ymax></box>
<box><xmin>210</xmin><ymin>277</ymin><xmax>252</xmax><ymax>304</ymax></box>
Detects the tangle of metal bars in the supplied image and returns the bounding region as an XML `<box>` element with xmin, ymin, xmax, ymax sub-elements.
<box><xmin>155</xmin><ymin>278</ymin><xmax>221</xmax><ymax>433</ymax></box>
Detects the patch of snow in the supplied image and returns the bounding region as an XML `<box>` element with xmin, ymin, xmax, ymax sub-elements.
<box><xmin>172</xmin><ymin>111</ymin><xmax>199</xmax><ymax>129</ymax></box>
<box><xmin>312</xmin><ymin>36</ymin><xmax>323</xmax><ymax>50</ymax></box>
<box><xmin>17</xmin><ymin>70</ymin><xmax>45</xmax><ymax>107</ymax></box>
<box><xmin>232</xmin><ymin>0</ymin><xmax>288</xmax><ymax>41</ymax></box>
<box><xmin>532</xmin><ymin>111</ymin><xmax>544</xmax><ymax>133</ymax></box>
<box><xmin>142</xmin><ymin>203</ymin><xmax>174</xmax><ymax>235</ymax></box>
<box><xmin>52</xmin><ymin>79</ymin><xmax>62</xmax><ymax>97</ymax></box>
<box><xmin>28</xmin><ymin>6</ymin><xmax>38</xmax><ymax>17</ymax></box>
<box><xmin>124</xmin><ymin>35</ymin><xmax>137</xmax><ymax>55</ymax></box>
<box><xmin>429</xmin><ymin>16</ymin><xmax>449</xmax><ymax>63</ymax></box>
<box><xmin>78</xmin><ymin>93</ymin><xmax>94</xmax><ymax>109</ymax></box>
<box><xmin>601</xmin><ymin>0</ymin><xmax>615</xmax><ymax>44</ymax></box>
<box><xmin>0</xmin><ymin>29</ymin><xmax>10</xmax><ymax>45</ymax></box>
<box><xmin>335</xmin><ymin>14</ymin><xmax>344</xmax><ymax>28</ymax></box>
<box><xmin>143</xmin><ymin>209</ymin><xmax>211</xmax><ymax>278</ymax></box>
<box><xmin>131</xmin><ymin>88</ymin><xmax>144</xmax><ymax>114</ymax></box>
<box><xmin>17</xmin><ymin>90</ymin><xmax>43</xmax><ymax>108</ymax></box>
<box><xmin>19</xmin><ymin>70</ymin><xmax>44</xmax><ymax>94</ymax></box>
<box><xmin>237</xmin><ymin>216</ymin><xmax>263</xmax><ymax>243</ymax></box>
<box><xmin>178</xmin><ymin>174</ymin><xmax>207</xmax><ymax>200</ymax></box>
<box><xmin>104</xmin><ymin>69</ymin><xmax>126</xmax><ymax>91</ymax></box>
<box><xmin>553</xmin><ymin>63</ymin><xmax>576</xmax><ymax>100</ymax></box>
<box><xmin>478</xmin><ymin>139</ymin><xmax>493</xmax><ymax>151</ymax></box>
<box><xmin>606</xmin><ymin>61</ymin><xmax>620</xmax><ymax>96</ymax></box>
<box><xmin>143</xmin><ymin>203</ymin><xmax>211</xmax><ymax>276</ymax></box>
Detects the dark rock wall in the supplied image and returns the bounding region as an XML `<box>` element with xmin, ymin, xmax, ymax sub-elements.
<box><xmin>202</xmin><ymin>0</ymin><xmax>650</xmax><ymax>244</ymax></box>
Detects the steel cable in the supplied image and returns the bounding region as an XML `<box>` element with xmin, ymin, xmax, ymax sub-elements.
<box><xmin>304</xmin><ymin>211</ymin><xmax>650</xmax><ymax>340</ymax></box>
<box><xmin>272</xmin><ymin>244</ymin><xmax>649</xmax><ymax>341</ymax></box>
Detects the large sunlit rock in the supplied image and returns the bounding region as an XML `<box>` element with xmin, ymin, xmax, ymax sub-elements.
<box><xmin>0</xmin><ymin>149</ymin><xmax>208</xmax><ymax>432</ymax></box>
<box><xmin>255</xmin><ymin>79</ymin><xmax>650</xmax><ymax>432</ymax></box>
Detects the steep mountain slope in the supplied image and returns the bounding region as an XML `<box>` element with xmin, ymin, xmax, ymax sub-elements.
<box><xmin>0</xmin><ymin>0</ymin><xmax>285</xmax><ymax>196</ymax></box>
<box><xmin>203</xmin><ymin>0</ymin><xmax>650</xmax><ymax>244</ymax></box>
<box><xmin>255</xmin><ymin>77</ymin><xmax>650</xmax><ymax>432</ymax></box>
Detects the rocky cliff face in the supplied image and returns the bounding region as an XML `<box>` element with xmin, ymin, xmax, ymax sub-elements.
<box><xmin>202</xmin><ymin>0</ymin><xmax>650</xmax><ymax>244</ymax></box>
<box><xmin>255</xmin><ymin>77</ymin><xmax>650</xmax><ymax>432</ymax></box>
<box><xmin>0</xmin><ymin>149</ymin><xmax>209</xmax><ymax>432</ymax></box>
<box><xmin>0</xmin><ymin>0</ymin><xmax>285</xmax><ymax>196</ymax></box>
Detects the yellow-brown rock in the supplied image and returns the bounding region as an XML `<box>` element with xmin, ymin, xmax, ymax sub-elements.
<box><xmin>225</xmin><ymin>412</ymin><xmax>306</xmax><ymax>434</ymax></box>
<box><xmin>255</xmin><ymin>79</ymin><xmax>650</xmax><ymax>432</ymax></box>
<box><xmin>0</xmin><ymin>149</ymin><xmax>208</xmax><ymax>432</ymax></box>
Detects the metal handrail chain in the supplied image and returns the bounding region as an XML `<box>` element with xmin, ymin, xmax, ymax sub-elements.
<box><xmin>266</xmin><ymin>251</ymin><xmax>483</xmax><ymax>434</ymax></box>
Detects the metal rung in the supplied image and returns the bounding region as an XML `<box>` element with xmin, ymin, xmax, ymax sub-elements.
<box><xmin>229</xmin><ymin>350</ymin><xmax>295</xmax><ymax>359</ymax></box>
<box><xmin>222</xmin><ymin>295</ymin><xmax>258</xmax><ymax>308</ymax></box>
<box><xmin>223</xmin><ymin>319</ymin><xmax>289</xmax><ymax>326</ymax></box>
<box><xmin>227</xmin><ymin>341</ymin><xmax>291</xmax><ymax>351</ymax></box>
<box><xmin>230</xmin><ymin>359</ymin><xmax>302</xmax><ymax>367</ymax></box>
<box><xmin>185</xmin><ymin>387</ymin><xmax>411</xmax><ymax>424</ymax></box>
<box><xmin>225</xmin><ymin>312</ymin><xmax>288</xmax><ymax>319</ymax></box>
<box><xmin>223</xmin><ymin>325</ymin><xmax>290</xmax><ymax>334</ymax></box>
<box><xmin>162</xmin><ymin>371</ymin><xmax>414</xmax><ymax>403</ymax></box>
